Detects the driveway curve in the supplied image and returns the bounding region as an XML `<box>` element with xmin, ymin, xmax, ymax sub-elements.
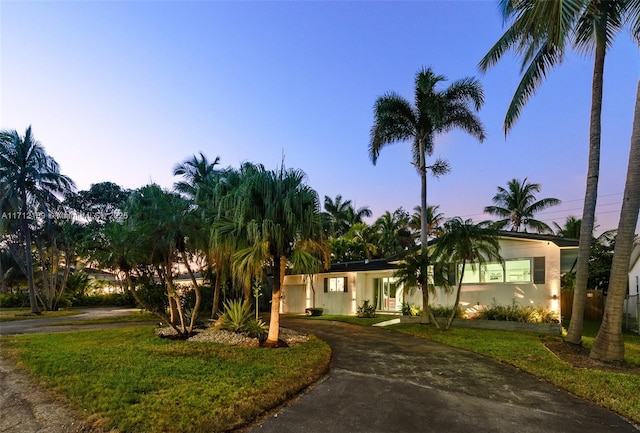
<box><xmin>247</xmin><ymin>318</ymin><xmax>638</xmax><ymax>433</ymax></box>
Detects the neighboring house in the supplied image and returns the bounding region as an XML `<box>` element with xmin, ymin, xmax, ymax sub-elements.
<box><xmin>83</xmin><ymin>268</ymin><xmax>123</xmax><ymax>294</ymax></box>
<box><xmin>626</xmin><ymin>240</ymin><xmax>640</xmax><ymax>330</ymax></box>
<box><xmin>281</xmin><ymin>231</ymin><xmax>579</xmax><ymax>318</ymax></box>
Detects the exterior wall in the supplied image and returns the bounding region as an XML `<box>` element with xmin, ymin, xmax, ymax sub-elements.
<box><xmin>432</xmin><ymin>238</ymin><xmax>562</xmax><ymax>317</ymax></box>
<box><xmin>283</xmin><ymin>237</ymin><xmax>571</xmax><ymax>317</ymax></box>
<box><xmin>626</xmin><ymin>244</ymin><xmax>640</xmax><ymax>322</ymax></box>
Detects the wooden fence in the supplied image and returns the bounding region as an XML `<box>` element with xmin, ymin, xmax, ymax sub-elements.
<box><xmin>561</xmin><ymin>289</ymin><xmax>604</xmax><ymax>320</ymax></box>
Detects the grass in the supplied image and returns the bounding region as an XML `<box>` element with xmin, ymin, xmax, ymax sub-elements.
<box><xmin>388</xmin><ymin>321</ymin><xmax>640</xmax><ymax>425</ymax></box>
<box><xmin>0</xmin><ymin>326</ymin><xmax>331</xmax><ymax>433</ymax></box>
<box><xmin>50</xmin><ymin>311</ymin><xmax>158</xmax><ymax>326</ymax></box>
<box><xmin>0</xmin><ymin>308</ymin><xmax>81</xmax><ymax>322</ymax></box>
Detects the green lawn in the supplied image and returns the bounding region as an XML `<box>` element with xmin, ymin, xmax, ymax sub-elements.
<box><xmin>0</xmin><ymin>326</ymin><xmax>331</xmax><ymax>433</ymax></box>
<box><xmin>0</xmin><ymin>308</ymin><xmax>81</xmax><ymax>322</ymax></box>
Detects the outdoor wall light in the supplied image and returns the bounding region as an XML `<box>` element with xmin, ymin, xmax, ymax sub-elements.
<box><xmin>552</xmin><ymin>294</ymin><xmax>558</xmax><ymax>300</ymax></box>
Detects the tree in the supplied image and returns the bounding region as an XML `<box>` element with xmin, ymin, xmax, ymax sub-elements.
<box><xmin>432</xmin><ymin>217</ymin><xmax>502</xmax><ymax>330</ymax></box>
<box><xmin>369</xmin><ymin>67</ymin><xmax>486</xmax><ymax>322</ymax></box>
<box><xmin>373</xmin><ymin>208</ymin><xmax>414</xmax><ymax>258</ymax></box>
<box><xmin>213</xmin><ymin>164</ymin><xmax>325</xmax><ymax>346</ymax></box>
<box><xmin>553</xmin><ymin>216</ymin><xmax>582</xmax><ymax>238</ymax></box>
<box><xmin>410</xmin><ymin>205</ymin><xmax>445</xmax><ymax>240</ymax></box>
<box><xmin>590</xmin><ymin>81</ymin><xmax>640</xmax><ymax>362</ymax></box>
<box><xmin>173</xmin><ymin>152</ymin><xmax>221</xmax><ymax>200</ymax></box>
<box><xmin>0</xmin><ymin>127</ymin><xmax>75</xmax><ymax>313</ymax></box>
<box><xmin>484</xmin><ymin>178</ymin><xmax>560</xmax><ymax>233</ymax></box>
<box><xmin>322</xmin><ymin>195</ymin><xmax>371</xmax><ymax>238</ymax></box>
<box><xmin>478</xmin><ymin>0</ymin><xmax>639</xmax><ymax>346</ymax></box>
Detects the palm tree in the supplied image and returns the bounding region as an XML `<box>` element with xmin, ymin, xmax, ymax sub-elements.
<box><xmin>393</xmin><ymin>249</ymin><xmax>450</xmax><ymax>329</ymax></box>
<box><xmin>373</xmin><ymin>208</ymin><xmax>414</xmax><ymax>258</ymax></box>
<box><xmin>0</xmin><ymin>127</ymin><xmax>75</xmax><ymax>313</ymax></box>
<box><xmin>484</xmin><ymin>178</ymin><xmax>560</xmax><ymax>233</ymax></box>
<box><xmin>213</xmin><ymin>164</ymin><xmax>325</xmax><ymax>346</ymax></box>
<box><xmin>590</xmin><ymin>81</ymin><xmax>640</xmax><ymax>362</ymax></box>
<box><xmin>479</xmin><ymin>0</ymin><xmax>639</xmax><ymax>346</ymax></box>
<box><xmin>410</xmin><ymin>205</ymin><xmax>445</xmax><ymax>240</ymax></box>
<box><xmin>173</xmin><ymin>152</ymin><xmax>221</xmax><ymax>200</ymax></box>
<box><xmin>323</xmin><ymin>195</ymin><xmax>372</xmax><ymax>238</ymax></box>
<box><xmin>432</xmin><ymin>217</ymin><xmax>502</xmax><ymax>330</ymax></box>
<box><xmin>369</xmin><ymin>67</ymin><xmax>486</xmax><ymax>322</ymax></box>
<box><xmin>553</xmin><ymin>216</ymin><xmax>582</xmax><ymax>238</ymax></box>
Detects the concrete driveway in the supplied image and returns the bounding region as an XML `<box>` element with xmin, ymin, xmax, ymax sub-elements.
<box><xmin>247</xmin><ymin>318</ymin><xmax>638</xmax><ymax>433</ymax></box>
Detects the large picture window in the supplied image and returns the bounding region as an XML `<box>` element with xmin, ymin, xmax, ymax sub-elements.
<box><xmin>455</xmin><ymin>259</ymin><xmax>535</xmax><ymax>284</ymax></box>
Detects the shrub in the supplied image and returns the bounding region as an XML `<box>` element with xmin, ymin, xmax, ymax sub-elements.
<box><xmin>476</xmin><ymin>300</ymin><xmax>559</xmax><ymax>324</ymax></box>
<box><xmin>218</xmin><ymin>299</ymin><xmax>252</xmax><ymax>333</ymax></box>
<box><xmin>243</xmin><ymin>318</ymin><xmax>269</xmax><ymax>340</ymax></box>
<box><xmin>401</xmin><ymin>302</ymin><xmax>422</xmax><ymax>317</ymax></box>
<box><xmin>0</xmin><ymin>292</ymin><xmax>30</xmax><ymax>308</ymax></box>
<box><xmin>430</xmin><ymin>305</ymin><xmax>463</xmax><ymax>318</ymax></box>
<box><xmin>305</xmin><ymin>308</ymin><xmax>324</xmax><ymax>316</ymax></box>
<box><xmin>357</xmin><ymin>300</ymin><xmax>376</xmax><ymax>318</ymax></box>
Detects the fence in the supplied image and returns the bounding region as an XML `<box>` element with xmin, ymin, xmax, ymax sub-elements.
<box><xmin>561</xmin><ymin>289</ymin><xmax>604</xmax><ymax>321</ymax></box>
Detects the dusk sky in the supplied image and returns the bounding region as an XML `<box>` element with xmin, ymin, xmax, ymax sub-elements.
<box><xmin>1</xmin><ymin>0</ymin><xmax>638</xmax><ymax>235</ymax></box>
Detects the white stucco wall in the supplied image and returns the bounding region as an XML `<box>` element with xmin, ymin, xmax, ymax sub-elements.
<box><xmin>626</xmin><ymin>243</ymin><xmax>640</xmax><ymax>322</ymax></box>
<box><xmin>431</xmin><ymin>238</ymin><xmax>562</xmax><ymax>317</ymax></box>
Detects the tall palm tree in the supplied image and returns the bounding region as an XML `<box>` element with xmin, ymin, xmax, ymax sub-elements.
<box><xmin>479</xmin><ymin>0</ymin><xmax>639</xmax><ymax>345</ymax></box>
<box><xmin>369</xmin><ymin>67</ymin><xmax>486</xmax><ymax>322</ymax></box>
<box><xmin>590</xmin><ymin>81</ymin><xmax>640</xmax><ymax>362</ymax></box>
<box><xmin>373</xmin><ymin>208</ymin><xmax>414</xmax><ymax>257</ymax></box>
<box><xmin>213</xmin><ymin>164</ymin><xmax>324</xmax><ymax>346</ymax></box>
<box><xmin>432</xmin><ymin>217</ymin><xmax>502</xmax><ymax>330</ymax></box>
<box><xmin>484</xmin><ymin>178</ymin><xmax>561</xmax><ymax>233</ymax></box>
<box><xmin>370</xmin><ymin>67</ymin><xmax>486</xmax><ymax>251</ymax></box>
<box><xmin>0</xmin><ymin>127</ymin><xmax>75</xmax><ymax>313</ymax></box>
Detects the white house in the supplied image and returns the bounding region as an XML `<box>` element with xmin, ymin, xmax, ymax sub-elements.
<box><xmin>281</xmin><ymin>231</ymin><xmax>579</xmax><ymax>318</ymax></box>
<box><xmin>626</xmin><ymin>240</ymin><xmax>640</xmax><ymax>330</ymax></box>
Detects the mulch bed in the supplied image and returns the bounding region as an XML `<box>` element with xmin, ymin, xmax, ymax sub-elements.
<box><xmin>544</xmin><ymin>340</ymin><xmax>640</xmax><ymax>374</ymax></box>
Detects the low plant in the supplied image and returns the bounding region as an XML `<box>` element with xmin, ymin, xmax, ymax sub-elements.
<box><xmin>305</xmin><ymin>308</ymin><xmax>324</xmax><ymax>316</ymax></box>
<box><xmin>430</xmin><ymin>304</ymin><xmax>462</xmax><ymax>319</ymax></box>
<box><xmin>218</xmin><ymin>299</ymin><xmax>253</xmax><ymax>333</ymax></box>
<box><xmin>476</xmin><ymin>300</ymin><xmax>559</xmax><ymax>324</ymax></box>
<box><xmin>401</xmin><ymin>302</ymin><xmax>422</xmax><ymax>317</ymax></box>
<box><xmin>357</xmin><ymin>300</ymin><xmax>376</xmax><ymax>318</ymax></box>
<box><xmin>243</xmin><ymin>318</ymin><xmax>269</xmax><ymax>340</ymax></box>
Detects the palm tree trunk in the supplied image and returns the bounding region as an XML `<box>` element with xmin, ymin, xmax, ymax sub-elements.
<box><xmin>446</xmin><ymin>260</ymin><xmax>466</xmax><ymax>330</ymax></box>
<box><xmin>419</xmin><ymin>138</ymin><xmax>431</xmax><ymax>324</ymax></box>
<box><xmin>590</xmin><ymin>81</ymin><xmax>640</xmax><ymax>362</ymax></box>
<box><xmin>566</xmin><ymin>41</ymin><xmax>605</xmax><ymax>345</ymax></box>
<box><xmin>21</xmin><ymin>197</ymin><xmax>39</xmax><ymax>314</ymax></box>
<box><xmin>265</xmin><ymin>255</ymin><xmax>285</xmax><ymax>347</ymax></box>
<box><xmin>0</xmin><ymin>252</ymin><xmax>6</xmax><ymax>293</ymax></box>
<box><xmin>212</xmin><ymin>271</ymin><xmax>220</xmax><ymax>318</ymax></box>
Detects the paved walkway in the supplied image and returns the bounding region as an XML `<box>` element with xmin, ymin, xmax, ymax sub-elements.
<box><xmin>246</xmin><ymin>318</ymin><xmax>639</xmax><ymax>433</ymax></box>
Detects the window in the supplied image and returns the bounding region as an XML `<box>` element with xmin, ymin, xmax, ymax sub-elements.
<box><xmin>455</xmin><ymin>258</ymin><xmax>536</xmax><ymax>284</ymax></box>
<box><xmin>324</xmin><ymin>277</ymin><xmax>348</xmax><ymax>292</ymax></box>
<box><xmin>505</xmin><ymin>259</ymin><xmax>531</xmax><ymax>283</ymax></box>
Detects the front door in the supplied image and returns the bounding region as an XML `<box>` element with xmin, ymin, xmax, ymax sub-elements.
<box><xmin>374</xmin><ymin>277</ymin><xmax>402</xmax><ymax>312</ymax></box>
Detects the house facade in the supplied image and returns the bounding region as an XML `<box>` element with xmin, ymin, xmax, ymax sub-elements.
<box><xmin>626</xmin><ymin>240</ymin><xmax>640</xmax><ymax>329</ymax></box>
<box><xmin>281</xmin><ymin>231</ymin><xmax>579</xmax><ymax>318</ymax></box>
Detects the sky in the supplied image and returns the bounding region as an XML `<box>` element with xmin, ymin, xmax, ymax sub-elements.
<box><xmin>1</xmin><ymin>0</ymin><xmax>639</xmax><ymax>235</ymax></box>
